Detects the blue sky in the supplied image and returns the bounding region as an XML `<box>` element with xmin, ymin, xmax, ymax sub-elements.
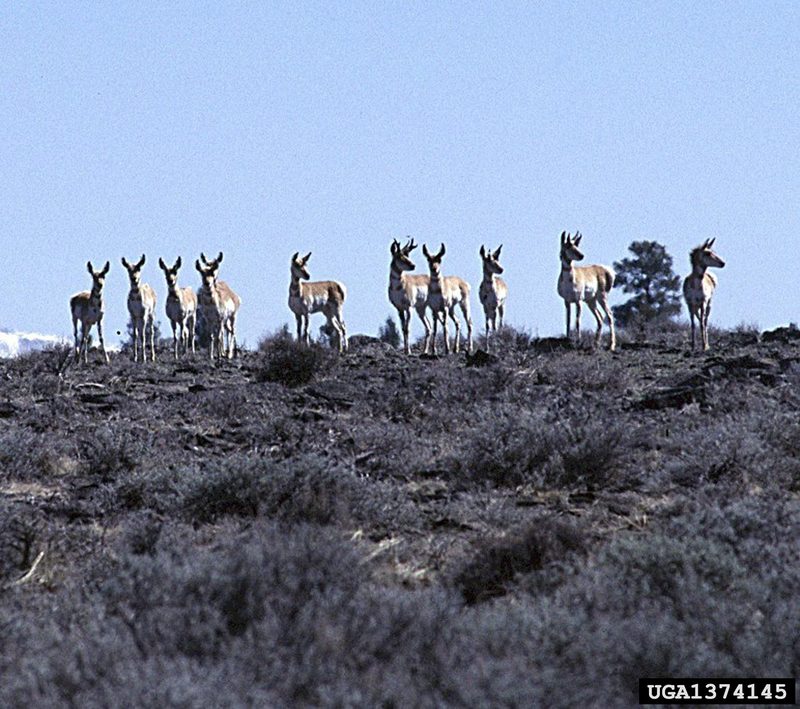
<box><xmin>1</xmin><ymin>2</ymin><xmax>798</xmax><ymax>346</ymax></box>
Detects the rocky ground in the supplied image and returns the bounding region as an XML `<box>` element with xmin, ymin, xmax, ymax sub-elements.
<box><xmin>0</xmin><ymin>324</ymin><xmax>798</xmax><ymax>706</ymax></box>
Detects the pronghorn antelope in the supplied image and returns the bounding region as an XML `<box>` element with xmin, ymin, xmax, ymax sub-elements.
<box><xmin>122</xmin><ymin>255</ymin><xmax>158</xmax><ymax>362</ymax></box>
<box><xmin>158</xmin><ymin>256</ymin><xmax>197</xmax><ymax>359</ymax></box>
<box><xmin>683</xmin><ymin>238</ymin><xmax>725</xmax><ymax>351</ymax></box>
<box><xmin>478</xmin><ymin>244</ymin><xmax>508</xmax><ymax>351</ymax></box>
<box><xmin>557</xmin><ymin>231</ymin><xmax>616</xmax><ymax>351</ymax></box>
<box><xmin>388</xmin><ymin>237</ymin><xmax>431</xmax><ymax>355</ymax></box>
<box><xmin>195</xmin><ymin>252</ymin><xmax>241</xmax><ymax>360</ymax></box>
<box><xmin>289</xmin><ymin>251</ymin><xmax>348</xmax><ymax>353</ymax></box>
<box><xmin>422</xmin><ymin>243</ymin><xmax>473</xmax><ymax>355</ymax></box>
<box><xmin>70</xmin><ymin>261</ymin><xmax>110</xmax><ymax>364</ymax></box>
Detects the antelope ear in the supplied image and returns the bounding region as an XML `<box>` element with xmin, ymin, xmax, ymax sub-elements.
<box><xmin>480</xmin><ymin>245</ymin><xmax>486</xmax><ymax>257</ymax></box>
<box><xmin>175</xmin><ymin>256</ymin><xmax>182</xmax><ymax>270</ymax></box>
<box><xmin>423</xmin><ymin>244</ymin><xmax>431</xmax><ymax>258</ymax></box>
<box><xmin>291</xmin><ymin>251</ymin><xmax>299</xmax><ymax>263</ymax></box>
<box><xmin>101</xmin><ymin>261</ymin><xmax>110</xmax><ymax>275</ymax></box>
<box><xmin>216</xmin><ymin>251</ymin><xmax>223</xmax><ymax>263</ymax></box>
<box><xmin>391</xmin><ymin>240</ymin><xmax>398</xmax><ymax>254</ymax></box>
<box><xmin>195</xmin><ymin>259</ymin><xmax>203</xmax><ymax>273</ymax></box>
<box><xmin>158</xmin><ymin>257</ymin><xmax>167</xmax><ymax>271</ymax></box>
<box><xmin>137</xmin><ymin>254</ymin><xmax>146</xmax><ymax>268</ymax></box>
<box><xmin>494</xmin><ymin>244</ymin><xmax>503</xmax><ymax>258</ymax></box>
<box><xmin>574</xmin><ymin>234</ymin><xmax>583</xmax><ymax>246</ymax></box>
<box><xmin>560</xmin><ymin>231</ymin><xmax>566</xmax><ymax>244</ymax></box>
<box><xmin>708</xmin><ymin>237</ymin><xmax>716</xmax><ymax>248</ymax></box>
<box><xmin>87</xmin><ymin>261</ymin><xmax>94</xmax><ymax>274</ymax></box>
<box><xmin>303</xmin><ymin>251</ymin><xmax>311</xmax><ymax>263</ymax></box>
<box><xmin>438</xmin><ymin>243</ymin><xmax>446</xmax><ymax>258</ymax></box>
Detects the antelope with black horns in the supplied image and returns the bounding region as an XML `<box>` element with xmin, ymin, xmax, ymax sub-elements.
<box><xmin>70</xmin><ymin>260</ymin><xmax>110</xmax><ymax>364</ymax></box>
<box><xmin>388</xmin><ymin>237</ymin><xmax>431</xmax><ymax>354</ymax></box>
<box><xmin>289</xmin><ymin>251</ymin><xmax>348</xmax><ymax>353</ymax></box>
<box><xmin>478</xmin><ymin>244</ymin><xmax>508</xmax><ymax>351</ymax></box>
<box><xmin>683</xmin><ymin>238</ymin><xmax>725</xmax><ymax>351</ymax></box>
<box><xmin>422</xmin><ymin>243</ymin><xmax>473</xmax><ymax>355</ymax></box>
<box><xmin>159</xmin><ymin>256</ymin><xmax>197</xmax><ymax>359</ymax></box>
<box><xmin>122</xmin><ymin>254</ymin><xmax>158</xmax><ymax>362</ymax></box>
<box><xmin>557</xmin><ymin>231</ymin><xmax>616</xmax><ymax>351</ymax></box>
<box><xmin>195</xmin><ymin>252</ymin><xmax>241</xmax><ymax>360</ymax></box>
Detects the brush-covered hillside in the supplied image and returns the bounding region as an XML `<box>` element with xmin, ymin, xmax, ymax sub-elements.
<box><xmin>0</xmin><ymin>325</ymin><xmax>799</xmax><ymax>706</ymax></box>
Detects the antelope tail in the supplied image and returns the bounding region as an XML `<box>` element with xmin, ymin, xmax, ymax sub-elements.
<box><xmin>604</xmin><ymin>267</ymin><xmax>616</xmax><ymax>292</ymax></box>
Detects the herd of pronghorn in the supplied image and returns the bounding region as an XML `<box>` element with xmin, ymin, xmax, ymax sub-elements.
<box><xmin>68</xmin><ymin>234</ymin><xmax>726</xmax><ymax>364</ymax></box>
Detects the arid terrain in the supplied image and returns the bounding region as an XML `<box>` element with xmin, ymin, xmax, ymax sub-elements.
<box><xmin>0</xmin><ymin>324</ymin><xmax>798</xmax><ymax>706</ymax></box>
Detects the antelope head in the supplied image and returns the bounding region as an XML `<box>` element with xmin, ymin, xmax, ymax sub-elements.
<box><xmin>559</xmin><ymin>231</ymin><xmax>584</xmax><ymax>263</ymax></box>
<box><xmin>195</xmin><ymin>256</ymin><xmax>219</xmax><ymax>289</ymax></box>
<box><xmin>422</xmin><ymin>243</ymin><xmax>446</xmax><ymax>277</ymax></box>
<box><xmin>291</xmin><ymin>251</ymin><xmax>312</xmax><ymax>281</ymax></box>
<box><xmin>691</xmin><ymin>238</ymin><xmax>725</xmax><ymax>269</ymax></box>
<box><xmin>480</xmin><ymin>244</ymin><xmax>504</xmax><ymax>274</ymax></box>
<box><xmin>121</xmin><ymin>254</ymin><xmax>146</xmax><ymax>288</ymax></box>
<box><xmin>159</xmin><ymin>256</ymin><xmax>182</xmax><ymax>291</ymax></box>
<box><xmin>87</xmin><ymin>260</ymin><xmax>110</xmax><ymax>294</ymax></box>
<box><xmin>391</xmin><ymin>237</ymin><xmax>417</xmax><ymax>271</ymax></box>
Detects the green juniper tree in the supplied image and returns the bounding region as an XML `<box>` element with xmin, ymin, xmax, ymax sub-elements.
<box><xmin>612</xmin><ymin>240</ymin><xmax>681</xmax><ymax>327</ymax></box>
<box><xmin>378</xmin><ymin>316</ymin><xmax>401</xmax><ymax>349</ymax></box>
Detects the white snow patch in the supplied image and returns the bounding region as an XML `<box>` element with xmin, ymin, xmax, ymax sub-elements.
<box><xmin>0</xmin><ymin>331</ymin><xmax>70</xmax><ymax>359</ymax></box>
